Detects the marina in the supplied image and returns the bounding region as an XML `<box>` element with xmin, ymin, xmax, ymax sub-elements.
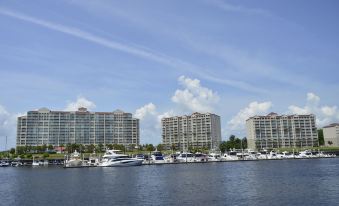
<box><xmin>1</xmin><ymin>149</ymin><xmax>337</xmax><ymax>168</ymax></box>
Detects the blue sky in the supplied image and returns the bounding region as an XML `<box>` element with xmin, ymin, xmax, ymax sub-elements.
<box><xmin>1</xmin><ymin>0</ymin><xmax>339</xmax><ymax>148</ymax></box>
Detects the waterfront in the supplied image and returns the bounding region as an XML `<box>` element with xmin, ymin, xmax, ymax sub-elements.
<box><xmin>1</xmin><ymin>158</ymin><xmax>339</xmax><ymax>206</ymax></box>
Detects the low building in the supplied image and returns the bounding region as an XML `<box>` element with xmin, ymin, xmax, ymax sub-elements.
<box><xmin>17</xmin><ymin>107</ymin><xmax>139</xmax><ymax>147</ymax></box>
<box><xmin>246</xmin><ymin>113</ymin><xmax>318</xmax><ymax>150</ymax></box>
<box><xmin>161</xmin><ymin>112</ymin><xmax>221</xmax><ymax>151</ymax></box>
<box><xmin>323</xmin><ymin>123</ymin><xmax>339</xmax><ymax>147</ymax></box>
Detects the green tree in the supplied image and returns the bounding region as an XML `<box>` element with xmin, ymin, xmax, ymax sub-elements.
<box><xmin>328</xmin><ymin>141</ymin><xmax>333</xmax><ymax>146</ymax></box>
<box><xmin>219</xmin><ymin>141</ymin><xmax>228</xmax><ymax>153</ymax></box>
<box><xmin>145</xmin><ymin>144</ymin><xmax>155</xmax><ymax>152</ymax></box>
<box><xmin>156</xmin><ymin>144</ymin><xmax>164</xmax><ymax>151</ymax></box>
<box><xmin>10</xmin><ymin>148</ymin><xmax>15</xmax><ymax>154</ymax></box>
<box><xmin>48</xmin><ymin>144</ymin><xmax>54</xmax><ymax>151</ymax></box>
<box><xmin>318</xmin><ymin>129</ymin><xmax>324</xmax><ymax>146</ymax></box>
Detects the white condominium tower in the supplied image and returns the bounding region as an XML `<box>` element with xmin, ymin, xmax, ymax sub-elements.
<box><xmin>246</xmin><ymin>112</ymin><xmax>318</xmax><ymax>150</ymax></box>
<box><xmin>161</xmin><ymin>112</ymin><xmax>221</xmax><ymax>151</ymax></box>
<box><xmin>17</xmin><ymin>107</ymin><xmax>139</xmax><ymax>147</ymax></box>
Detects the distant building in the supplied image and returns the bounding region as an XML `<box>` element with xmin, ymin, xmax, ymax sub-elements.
<box><xmin>246</xmin><ymin>113</ymin><xmax>318</xmax><ymax>150</ymax></box>
<box><xmin>161</xmin><ymin>112</ymin><xmax>221</xmax><ymax>151</ymax></box>
<box><xmin>17</xmin><ymin>107</ymin><xmax>139</xmax><ymax>147</ymax></box>
<box><xmin>323</xmin><ymin>123</ymin><xmax>339</xmax><ymax>147</ymax></box>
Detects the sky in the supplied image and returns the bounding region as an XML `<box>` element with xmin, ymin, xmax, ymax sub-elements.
<box><xmin>1</xmin><ymin>0</ymin><xmax>339</xmax><ymax>149</ymax></box>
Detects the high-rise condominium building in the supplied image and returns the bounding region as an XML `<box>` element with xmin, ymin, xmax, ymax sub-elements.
<box><xmin>161</xmin><ymin>112</ymin><xmax>221</xmax><ymax>151</ymax></box>
<box><xmin>17</xmin><ymin>107</ymin><xmax>139</xmax><ymax>147</ymax></box>
<box><xmin>246</xmin><ymin>113</ymin><xmax>318</xmax><ymax>150</ymax></box>
<box><xmin>323</xmin><ymin>123</ymin><xmax>339</xmax><ymax>147</ymax></box>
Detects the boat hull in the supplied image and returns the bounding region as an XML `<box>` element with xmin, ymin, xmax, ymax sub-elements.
<box><xmin>99</xmin><ymin>159</ymin><xmax>143</xmax><ymax>167</ymax></box>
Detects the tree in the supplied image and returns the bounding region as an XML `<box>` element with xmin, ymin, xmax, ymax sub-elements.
<box><xmin>10</xmin><ymin>148</ymin><xmax>15</xmax><ymax>154</ymax></box>
<box><xmin>328</xmin><ymin>141</ymin><xmax>333</xmax><ymax>146</ymax></box>
<box><xmin>170</xmin><ymin>144</ymin><xmax>176</xmax><ymax>152</ymax></box>
<box><xmin>219</xmin><ymin>141</ymin><xmax>228</xmax><ymax>153</ymax></box>
<box><xmin>48</xmin><ymin>144</ymin><xmax>54</xmax><ymax>151</ymax></box>
<box><xmin>156</xmin><ymin>144</ymin><xmax>164</xmax><ymax>151</ymax></box>
<box><xmin>145</xmin><ymin>144</ymin><xmax>155</xmax><ymax>152</ymax></box>
<box><xmin>242</xmin><ymin>137</ymin><xmax>248</xmax><ymax>149</ymax></box>
<box><xmin>318</xmin><ymin>129</ymin><xmax>324</xmax><ymax>146</ymax></box>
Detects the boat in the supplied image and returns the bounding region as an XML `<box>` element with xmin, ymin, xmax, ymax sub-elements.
<box><xmin>164</xmin><ymin>154</ymin><xmax>177</xmax><ymax>163</ymax></box>
<box><xmin>0</xmin><ymin>160</ymin><xmax>10</xmax><ymax>167</ymax></box>
<box><xmin>151</xmin><ymin>150</ymin><xmax>166</xmax><ymax>164</ymax></box>
<box><xmin>244</xmin><ymin>149</ymin><xmax>258</xmax><ymax>160</ymax></box>
<box><xmin>297</xmin><ymin>150</ymin><xmax>313</xmax><ymax>158</ymax></box>
<box><xmin>87</xmin><ymin>152</ymin><xmax>100</xmax><ymax>166</ymax></box>
<box><xmin>32</xmin><ymin>156</ymin><xmax>40</xmax><ymax>166</ymax></box>
<box><xmin>177</xmin><ymin>152</ymin><xmax>195</xmax><ymax>163</ymax></box>
<box><xmin>268</xmin><ymin>151</ymin><xmax>279</xmax><ymax>159</ymax></box>
<box><xmin>64</xmin><ymin>150</ymin><xmax>83</xmax><ymax>168</ymax></box>
<box><xmin>98</xmin><ymin>150</ymin><xmax>143</xmax><ymax>167</ymax></box>
<box><xmin>222</xmin><ymin>150</ymin><xmax>239</xmax><ymax>161</ymax></box>
<box><xmin>207</xmin><ymin>153</ymin><xmax>220</xmax><ymax>162</ymax></box>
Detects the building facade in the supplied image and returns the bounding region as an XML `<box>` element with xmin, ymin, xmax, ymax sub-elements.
<box><xmin>17</xmin><ymin>107</ymin><xmax>139</xmax><ymax>147</ymax></box>
<box><xmin>246</xmin><ymin>113</ymin><xmax>318</xmax><ymax>150</ymax></box>
<box><xmin>323</xmin><ymin>123</ymin><xmax>339</xmax><ymax>147</ymax></box>
<box><xmin>161</xmin><ymin>112</ymin><xmax>221</xmax><ymax>151</ymax></box>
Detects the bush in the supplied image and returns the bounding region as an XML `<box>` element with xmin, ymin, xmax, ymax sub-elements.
<box><xmin>20</xmin><ymin>154</ymin><xmax>25</xmax><ymax>159</ymax></box>
<box><xmin>26</xmin><ymin>154</ymin><xmax>32</xmax><ymax>159</ymax></box>
<box><xmin>43</xmin><ymin>153</ymin><xmax>49</xmax><ymax>158</ymax></box>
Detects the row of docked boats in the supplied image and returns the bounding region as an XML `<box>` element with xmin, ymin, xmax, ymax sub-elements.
<box><xmin>63</xmin><ymin>148</ymin><xmax>336</xmax><ymax>168</ymax></box>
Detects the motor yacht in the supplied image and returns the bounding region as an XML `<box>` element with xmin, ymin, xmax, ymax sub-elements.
<box><xmin>0</xmin><ymin>160</ymin><xmax>10</xmax><ymax>167</ymax></box>
<box><xmin>297</xmin><ymin>150</ymin><xmax>313</xmax><ymax>158</ymax></box>
<box><xmin>99</xmin><ymin>150</ymin><xmax>143</xmax><ymax>167</ymax></box>
<box><xmin>151</xmin><ymin>150</ymin><xmax>166</xmax><ymax>164</ymax></box>
<box><xmin>64</xmin><ymin>150</ymin><xmax>83</xmax><ymax>167</ymax></box>
<box><xmin>177</xmin><ymin>152</ymin><xmax>195</xmax><ymax>162</ymax></box>
<box><xmin>207</xmin><ymin>153</ymin><xmax>220</xmax><ymax>162</ymax></box>
<box><xmin>222</xmin><ymin>151</ymin><xmax>239</xmax><ymax>161</ymax></box>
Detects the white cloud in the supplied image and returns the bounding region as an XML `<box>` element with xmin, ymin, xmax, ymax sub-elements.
<box><xmin>287</xmin><ymin>92</ymin><xmax>339</xmax><ymax>126</ymax></box>
<box><xmin>227</xmin><ymin>101</ymin><xmax>272</xmax><ymax>131</ymax></box>
<box><xmin>307</xmin><ymin>92</ymin><xmax>320</xmax><ymax>104</ymax></box>
<box><xmin>171</xmin><ymin>76</ymin><xmax>219</xmax><ymax>113</ymax></box>
<box><xmin>65</xmin><ymin>96</ymin><xmax>96</xmax><ymax>111</ymax></box>
<box><xmin>0</xmin><ymin>105</ymin><xmax>20</xmax><ymax>150</ymax></box>
<box><xmin>134</xmin><ymin>103</ymin><xmax>156</xmax><ymax>120</ymax></box>
<box><xmin>134</xmin><ymin>103</ymin><xmax>173</xmax><ymax>144</ymax></box>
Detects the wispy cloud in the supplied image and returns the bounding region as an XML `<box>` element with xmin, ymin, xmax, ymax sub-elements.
<box><xmin>0</xmin><ymin>7</ymin><xmax>266</xmax><ymax>94</ymax></box>
<box><xmin>203</xmin><ymin>0</ymin><xmax>273</xmax><ymax>17</ymax></box>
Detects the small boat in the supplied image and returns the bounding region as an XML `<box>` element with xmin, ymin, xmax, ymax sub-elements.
<box><xmin>0</xmin><ymin>160</ymin><xmax>10</xmax><ymax>167</ymax></box>
<box><xmin>98</xmin><ymin>150</ymin><xmax>143</xmax><ymax>167</ymax></box>
<box><xmin>32</xmin><ymin>156</ymin><xmax>40</xmax><ymax>166</ymax></box>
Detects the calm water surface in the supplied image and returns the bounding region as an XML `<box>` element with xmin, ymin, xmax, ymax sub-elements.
<box><xmin>1</xmin><ymin>158</ymin><xmax>339</xmax><ymax>206</ymax></box>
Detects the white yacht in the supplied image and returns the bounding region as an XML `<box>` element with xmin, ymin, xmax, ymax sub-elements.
<box><xmin>0</xmin><ymin>160</ymin><xmax>10</xmax><ymax>167</ymax></box>
<box><xmin>177</xmin><ymin>152</ymin><xmax>195</xmax><ymax>162</ymax></box>
<box><xmin>99</xmin><ymin>150</ymin><xmax>143</xmax><ymax>167</ymax></box>
<box><xmin>151</xmin><ymin>150</ymin><xmax>166</xmax><ymax>164</ymax></box>
<box><xmin>268</xmin><ymin>151</ymin><xmax>279</xmax><ymax>159</ymax></box>
<box><xmin>207</xmin><ymin>153</ymin><xmax>220</xmax><ymax>162</ymax></box>
<box><xmin>257</xmin><ymin>150</ymin><xmax>269</xmax><ymax>160</ymax></box>
<box><xmin>64</xmin><ymin>150</ymin><xmax>83</xmax><ymax>167</ymax></box>
<box><xmin>244</xmin><ymin>149</ymin><xmax>258</xmax><ymax>160</ymax></box>
<box><xmin>222</xmin><ymin>151</ymin><xmax>239</xmax><ymax>161</ymax></box>
<box><xmin>32</xmin><ymin>156</ymin><xmax>40</xmax><ymax>166</ymax></box>
<box><xmin>297</xmin><ymin>150</ymin><xmax>313</xmax><ymax>158</ymax></box>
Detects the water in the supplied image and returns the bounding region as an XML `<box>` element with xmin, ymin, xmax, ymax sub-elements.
<box><xmin>1</xmin><ymin>158</ymin><xmax>339</xmax><ymax>206</ymax></box>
